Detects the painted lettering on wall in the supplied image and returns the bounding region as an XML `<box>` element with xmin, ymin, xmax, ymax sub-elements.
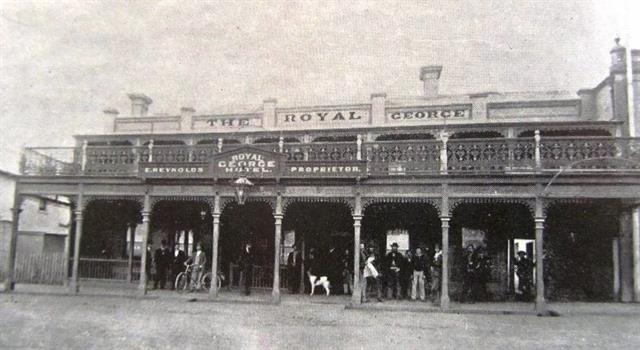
<box><xmin>277</xmin><ymin>109</ymin><xmax>370</xmax><ymax>127</ymax></box>
<box><xmin>216</xmin><ymin>152</ymin><xmax>277</xmax><ymax>174</ymax></box>
<box><xmin>206</xmin><ymin>118</ymin><xmax>251</xmax><ymax>127</ymax></box>
<box><xmin>386</xmin><ymin>105</ymin><xmax>471</xmax><ymax>122</ymax></box>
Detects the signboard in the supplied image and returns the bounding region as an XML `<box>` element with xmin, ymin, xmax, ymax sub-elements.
<box><xmin>277</xmin><ymin>108</ymin><xmax>370</xmax><ymax>128</ymax></box>
<box><xmin>192</xmin><ymin>114</ymin><xmax>262</xmax><ymax>130</ymax></box>
<box><xmin>139</xmin><ymin>163</ymin><xmax>209</xmax><ymax>178</ymax></box>
<box><xmin>462</xmin><ymin>227</ymin><xmax>487</xmax><ymax>249</ymax></box>
<box><xmin>211</xmin><ymin>146</ymin><xmax>286</xmax><ymax>178</ymax></box>
<box><xmin>284</xmin><ymin>161</ymin><xmax>366</xmax><ymax>178</ymax></box>
<box><xmin>386</xmin><ymin>105</ymin><xmax>471</xmax><ymax>123</ymax></box>
<box><xmin>386</xmin><ymin>229</ymin><xmax>409</xmax><ymax>251</ymax></box>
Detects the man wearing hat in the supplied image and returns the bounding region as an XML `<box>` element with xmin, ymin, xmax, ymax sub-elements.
<box><xmin>287</xmin><ymin>245</ymin><xmax>302</xmax><ymax>294</ymax></box>
<box><xmin>385</xmin><ymin>242</ymin><xmax>405</xmax><ymax>299</ymax></box>
<box><xmin>515</xmin><ymin>250</ymin><xmax>534</xmax><ymax>301</ymax></box>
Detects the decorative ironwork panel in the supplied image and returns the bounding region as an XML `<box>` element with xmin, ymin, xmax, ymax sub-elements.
<box><xmin>363</xmin><ymin>140</ymin><xmax>440</xmax><ymax>175</ymax></box>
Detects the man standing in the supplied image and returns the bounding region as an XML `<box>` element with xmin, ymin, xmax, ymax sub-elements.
<box><xmin>515</xmin><ymin>250</ymin><xmax>534</xmax><ymax>301</ymax></box>
<box><xmin>240</xmin><ymin>243</ymin><xmax>254</xmax><ymax>296</ymax></box>
<box><xmin>385</xmin><ymin>242</ymin><xmax>404</xmax><ymax>299</ymax></box>
<box><xmin>287</xmin><ymin>246</ymin><xmax>302</xmax><ymax>294</ymax></box>
<box><xmin>153</xmin><ymin>240</ymin><xmax>171</xmax><ymax>290</ymax></box>
<box><xmin>186</xmin><ymin>243</ymin><xmax>207</xmax><ymax>291</ymax></box>
<box><xmin>362</xmin><ymin>246</ymin><xmax>383</xmax><ymax>303</ymax></box>
<box><xmin>171</xmin><ymin>247</ymin><xmax>187</xmax><ymax>290</ymax></box>
<box><xmin>430</xmin><ymin>244</ymin><xmax>443</xmax><ymax>305</ymax></box>
<box><xmin>460</xmin><ymin>244</ymin><xmax>477</xmax><ymax>303</ymax></box>
<box><xmin>411</xmin><ymin>247</ymin><xmax>429</xmax><ymax>301</ymax></box>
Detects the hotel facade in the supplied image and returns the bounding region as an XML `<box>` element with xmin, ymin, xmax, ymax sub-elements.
<box><xmin>3</xmin><ymin>40</ymin><xmax>640</xmax><ymax>311</ymax></box>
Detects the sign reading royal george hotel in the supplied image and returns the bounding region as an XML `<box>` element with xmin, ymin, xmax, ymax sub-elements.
<box><xmin>139</xmin><ymin>147</ymin><xmax>365</xmax><ymax>179</ymax></box>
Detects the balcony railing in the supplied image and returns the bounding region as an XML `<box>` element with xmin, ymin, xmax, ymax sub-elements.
<box><xmin>20</xmin><ymin>137</ymin><xmax>640</xmax><ymax>177</ymax></box>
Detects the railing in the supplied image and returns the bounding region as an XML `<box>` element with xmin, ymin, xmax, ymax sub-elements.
<box><xmin>20</xmin><ymin>137</ymin><xmax>640</xmax><ymax>177</ymax></box>
<box><xmin>76</xmin><ymin>258</ymin><xmax>141</xmax><ymax>281</ymax></box>
<box><xmin>446</xmin><ymin>138</ymin><xmax>536</xmax><ymax>173</ymax></box>
<box><xmin>228</xmin><ymin>263</ymin><xmax>288</xmax><ymax>289</ymax></box>
<box><xmin>363</xmin><ymin>140</ymin><xmax>441</xmax><ymax>175</ymax></box>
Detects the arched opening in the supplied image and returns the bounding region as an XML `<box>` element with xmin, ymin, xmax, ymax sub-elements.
<box><xmin>87</xmin><ymin>140</ymin><xmax>133</xmax><ymax>146</ymax></box>
<box><xmin>375</xmin><ymin>133</ymin><xmax>436</xmax><ymax>141</ymax></box>
<box><xmin>254</xmin><ymin>137</ymin><xmax>301</xmax><ymax>144</ymax></box>
<box><xmin>544</xmin><ymin>201</ymin><xmax>619</xmax><ymax>301</ymax></box>
<box><xmin>80</xmin><ymin>200</ymin><xmax>141</xmax><ymax>282</ymax></box>
<box><xmin>150</xmin><ymin>200</ymin><xmax>211</xmax><ymax>290</ymax></box>
<box><xmin>450</xmin><ymin>202</ymin><xmax>534</xmax><ymax>302</ymax></box>
<box><xmin>220</xmin><ymin>201</ymin><xmax>275</xmax><ymax>291</ymax></box>
<box><xmin>143</xmin><ymin>140</ymin><xmax>186</xmax><ymax>145</ymax></box>
<box><xmin>283</xmin><ymin>201</ymin><xmax>354</xmax><ymax>296</ymax></box>
<box><xmin>518</xmin><ymin>129</ymin><xmax>612</xmax><ymax>137</ymax></box>
<box><xmin>361</xmin><ymin>202</ymin><xmax>440</xmax><ymax>300</ymax></box>
<box><xmin>313</xmin><ymin>135</ymin><xmax>357</xmax><ymax>143</ymax></box>
<box><xmin>450</xmin><ymin>131</ymin><xmax>504</xmax><ymax>139</ymax></box>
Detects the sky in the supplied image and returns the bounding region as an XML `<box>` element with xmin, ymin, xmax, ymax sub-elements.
<box><xmin>0</xmin><ymin>0</ymin><xmax>638</xmax><ymax>172</ymax></box>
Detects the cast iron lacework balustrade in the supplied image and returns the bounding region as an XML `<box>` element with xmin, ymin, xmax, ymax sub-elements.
<box><xmin>363</xmin><ymin>141</ymin><xmax>441</xmax><ymax>175</ymax></box>
<box><xmin>540</xmin><ymin>137</ymin><xmax>638</xmax><ymax>169</ymax></box>
<box><xmin>19</xmin><ymin>137</ymin><xmax>640</xmax><ymax>176</ymax></box>
<box><xmin>85</xmin><ymin>146</ymin><xmax>137</xmax><ymax>175</ymax></box>
<box><xmin>446</xmin><ymin>138</ymin><xmax>535</xmax><ymax>172</ymax></box>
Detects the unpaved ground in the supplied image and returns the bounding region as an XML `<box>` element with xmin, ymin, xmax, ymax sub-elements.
<box><xmin>1</xmin><ymin>293</ymin><xmax>639</xmax><ymax>349</ymax></box>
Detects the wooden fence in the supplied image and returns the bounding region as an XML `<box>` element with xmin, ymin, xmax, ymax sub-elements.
<box><xmin>14</xmin><ymin>253</ymin><xmax>66</xmax><ymax>285</ymax></box>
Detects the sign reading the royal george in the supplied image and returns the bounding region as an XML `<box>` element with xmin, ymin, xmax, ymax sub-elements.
<box><xmin>212</xmin><ymin>146</ymin><xmax>286</xmax><ymax>178</ymax></box>
<box><xmin>192</xmin><ymin>114</ymin><xmax>262</xmax><ymax>130</ymax></box>
<box><xmin>277</xmin><ymin>107</ymin><xmax>370</xmax><ymax>128</ymax></box>
<box><xmin>284</xmin><ymin>161</ymin><xmax>366</xmax><ymax>178</ymax></box>
<box><xmin>139</xmin><ymin>163</ymin><xmax>209</xmax><ymax>178</ymax></box>
<box><xmin>386</xmin><ymin>104</ymin><xmax>472</xmax><ymax>123</ymax></box>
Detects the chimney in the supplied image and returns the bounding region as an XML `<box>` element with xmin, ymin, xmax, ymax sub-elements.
<box><xmin>128</xmin><ymin>93</ymin><xmax>153</xmax><ymax>117</ymax></box>
<box><xmin>419</xmin><ymin>65</ymin><xmax>443</xmax><ymax>98</ymax></box>
<box><xmin>180</xmin><ymin>107</ymin><xmax>195</xmax><ymax>131</ymax></box>
<box><xmin>103</xmin><ymin>108</ymin><xmax>119</xmax><ymax>133</ymax></box>
<box><xmin>262</xmin><ymin>98</ymin><xmax>277</xmax><ymax>128</ymax></box>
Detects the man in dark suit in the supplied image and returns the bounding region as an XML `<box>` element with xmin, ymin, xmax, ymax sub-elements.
<box><xmin>153</xmin><ymin>240</ymin><xmax>171</xmax><ymax>289</ymax></box>
<box><xmin>287</xmin><ymin>246</ymin><xmax>302</xmax><ymax>293</ymax></box>
<box><xmin>385</xmin><ymin>242</ymin><xmax>405</xmax><ymax>299</ymax></box>
<box><xmin>239</xmin><ymin>243</ymin><xmax>254</xmax><ymax>296</ymax></box>
<box><xmin>171</xmin><ymin>247</ymin><xmax>188</xmax><ymax>290</ymax></box>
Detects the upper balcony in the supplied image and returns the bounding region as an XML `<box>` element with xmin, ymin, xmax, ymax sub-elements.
<box><xmin>19</xmin><ymin>136</ymin><xmax>640</xmax><ymax>179</ymax></box>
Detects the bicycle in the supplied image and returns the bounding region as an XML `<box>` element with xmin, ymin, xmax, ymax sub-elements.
<box><xmin>175</xmin><ymin>264</ymin><xmax>224</xmax><ymax>292</ymax></box>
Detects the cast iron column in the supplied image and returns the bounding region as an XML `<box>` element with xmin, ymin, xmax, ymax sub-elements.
<box><xmin>440</xmin><ymin>216</ymin><xmax>451</xmax><ymax>310</ymax></box>
<box><xmin>632</xmin><ymin>207</ymin><xmax>640</xmax><ymax>302</ymax></box>
<box><xmin>352</xmin><ymin>214</ymin><xmax>362</xmax><ymax>305</ymax></box>
<box><xmin>209</xmin><ymin>194</ymin><xmax>221</xmax><ymax>298</ymax></box>
<box><xmin>127</xmin><ymin>224</ymin><xmax>136</xmax><ymax>283</ymax></box>
<box><xmin>272</xmin><ymin>194</ymin><xmax>283</xmax><ymax>303</ymax></box>
<box><xmin>534</xmin><ymin>217</ymin><xmax>546</xmax><ymax>312</ymax></box>
<box><xmin>2</xmin><ymin>188</ymin><xmax>22</xmax><ymax>292</ymax></box>
<box><xmin>138</xmin><ymin>194</ymin><xmax>151</xmax><ymax>294</ymax></box>
<box><xmin>351</xmin><ymin>193</ymin><xmax>362</xmax><ymax>305</ymax></box>
<box><xmin>534</xmin><ymin>196</ymin><xmax>547</xmax><ymax>313</ymax></box>
<box><xmin>69</xmin><ymin>186</ymin><xmax>84</xmax><ymax>294</ymax></box>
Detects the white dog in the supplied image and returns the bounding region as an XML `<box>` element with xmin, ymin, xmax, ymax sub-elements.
<box><xmin>307</xmin><ymin>271</ymin><xmax>331</xmax><ymax>296</ymax></box>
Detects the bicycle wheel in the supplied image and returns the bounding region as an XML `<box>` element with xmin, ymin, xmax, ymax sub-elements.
<box><xmin>216</xmin><ymin>274</ymin><xmax>223</xmax><ymax>290</ymax></box>
<box><xmin>201</xmin><ymin>272</ymin><xmax>212</xmax><ymax>291</ymax></box>
<box><xmin>175</xmin><ymin>272</ymin><xmax>189</xmax><ymax>292</ymax></box>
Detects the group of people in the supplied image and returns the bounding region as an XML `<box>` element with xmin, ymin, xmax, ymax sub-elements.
<box><xmin>149</xmin><ymin>240</ymin><xmax>207</xmax><ymax>291</ymax></box>
<box><xmin>459</xmin><ymin>244</ymin><xmax>492</xmax><ymax>303</ymax></box>
<box><xmin>360</xmin><ymin>243</ymin><xmax>443</xmax><ymax>304</ymax></box>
